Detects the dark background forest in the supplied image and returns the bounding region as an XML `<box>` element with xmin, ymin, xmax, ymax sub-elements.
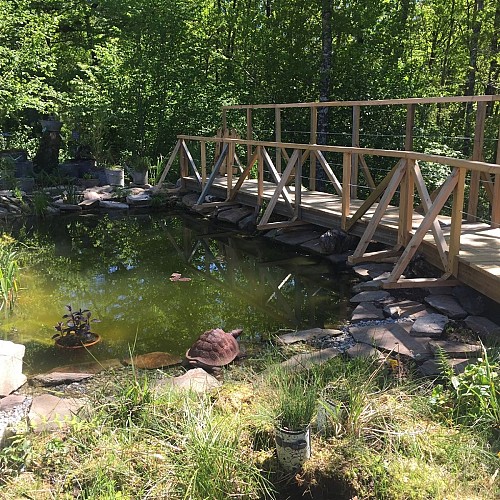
<box><xmin>0</xmin><ymin>0</ymin><xmax>499</xmax><ymax>164</ymax></box>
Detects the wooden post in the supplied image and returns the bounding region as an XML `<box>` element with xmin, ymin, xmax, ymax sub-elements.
<box><xmin>275</xmin><ymin>107</ymin><xmax>282</xmax><ymax>173</ymax></box>
<box><xmin>295</xmin><ymin>151</ymin><xmax>302</xmax><ymax>219</ymax></box>
<box><xmin>351</xmin><ymin>105</ymin><xmax>360</xmax><ymax>199</ymax></box>
<box><xmin>341</xmin><ymin>152</ymin><xmax>352</xmax><ymax>230</ymax></box>
<box><xmin>448</xmin><ymin>167</ymin><xmax>466</xmax><ymax>275</ymax></box>
<box><xmin>201</xmin><ymin>141</ymin><xmax>207</xmax><ymax>186</ymax></box>
<box><xmin>309</xmin><ymin>106</ymin><xmax>318</xmax><ymax>190</ymax></box>
<box><xmin>246</xmin><ymin>108</ymin><xmax>253</xmax><ymax>165</ymax></box>
<box><xmin>467</xmin><ymin>101</ymin><xmax>486</xmax><ymax>221</ymax></box>
<box><xmin>227</xmin><ymin>139</ymin><xmax>234</xmax><ymax>198</ymax></box>
<box><xmin>398</xmin><ymin>104</ymin><xmax>416</xmax><ymax>246</ymax></box>
<box><xmin>492</xmin><ymin>126</ymin><xmax>500</xmax><ymax>228</ymax></box>
<box><xmin>180</xmin><ymin>145</ymin><xmax>188</xmax><ymax>179</ymax></box>
<box><xmin>257</xmin><ymin>146</ymin><xmax>263</xmax><ymax>209</ymax></box>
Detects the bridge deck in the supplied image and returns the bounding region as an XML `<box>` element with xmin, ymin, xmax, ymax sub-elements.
<box><xmin>184</xmin><ymin>175</ymin><xmax>500</xmax><ymax>303</ymax></box>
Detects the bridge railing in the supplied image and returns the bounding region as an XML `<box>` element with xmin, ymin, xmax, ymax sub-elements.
<box><xmin>157</xmin><ymin>133</ymin><xmax>500</xmax><ymax>289</ymax></box>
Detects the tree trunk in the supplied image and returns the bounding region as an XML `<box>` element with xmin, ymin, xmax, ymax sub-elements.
<box><xmin>316</xmin><ymin>0</ymin><xmax>332</xmax><ymax>191</ymax></box>
<box><xmin>486</xmin><ymin>0</ymin><xmax>500</xmax><ymax>115</ymax></box>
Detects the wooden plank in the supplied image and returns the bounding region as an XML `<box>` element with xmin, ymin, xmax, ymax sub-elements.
<box><xmin>350</xmin><ymin>161</ymin><xmax>406</xmax><ymax>259</ymax></box>
<box><xmin>358</xmin><ymin>155</ymin><xmax>376</xmax><ymax>189</ymax></box>
<box><xmin>261</xmin><ymin>147</ymin><xmax>294</xmax><ymax>213</ymax></box>
<box><xmin>295</xmin><ymin>153</ymin><xmax>302</xmax><ymax>218</ymax></box>
<box><xmin>341</xmin><ymin>152</ymin><xmax>351</xmax><ymax>230</ymax></box>
<box><xmin>246</xmin><ymin>108</ymin><xmax>253</xmax><ymax>165</ymax></box>
<box><xmin>258</xmin><ymin>220</ymin><xmax>309</xmax><ymax>231</ymax></box>
<box><xmin>351</xmin><ymin>105</ymin><xmax>360</xmax><ymax>199</ymax></box>
<box><xmin>493</xmin><ymin>126</ymin><xmax>500</xmax><ymax>228</ymax></box>
<box><xmin>259</xmin><ymin>150</ymin><xmax>299</xmax><ymax>226</ymax></box>
<box><xmin>156</xmin><ymin>139</ymin><xmax>181</xmax><ymax>187</ymax></box>
<box><xmin>201</xmin><ymin>141</ymin><xmax>207</xmax><ymax>185</ymax></box>
<box><xmin>348</xmin><ymin>248</ymin><xmax>402</xmax><ymax>264</ymax></box>
<box><xmin>229</xmin><ymin>149</ymin><xmax>259</xmax><ymax>200</ymax></box>
<box><xmin>257</xmin><ymin>146</ymin><xmax>263</xmax><ymax>208</ymax></box>
<box><xmin>181</xmin><ymin>140</ymin><xmax>202</xmax><ymax>186</ymax></box>
<box><xmin>345</xmin><ymin>160</ymin><xmax>402</xmax><ymax>232</ymax></box>
<box><xmin>448</xmin><ymin>167</ymin><xmax>466</xmax><ymax>274</ymax></box>
<box><xmin>195</xmin><ymin>144</ymin><xmax>228</xmax><ymax>205</ymax></box>
<box><xmin>412</xmin><ymin>161</ymin><xmax>449</xmax><ymax>269</ymax></box>
<box><xmin>398</xmin><ymin>160</ymin><xmax>414</xmax><ymax>247</ymax></box>
<box><xmin>275</xmin><ymin>107</ymin><xmax>282</xmax><ymax>173</ymax></box>
<box><xmin>310</xmin><ymin>106</ymin><xmax>318</xmax><ymax>190</ymax></box>
<box><xmin>387</xmin><ymin>169</ymin><xmax>459</xmax><ymax>282</ymax></box>
<box><xmin>382</xmin><ymin>278</ymin><xmax>461</xmax><ymax>289</ymax></box>
<box><xmin>316</xmin><ymin>150</ymin><xmax>342</xmax><ymax>195</ymax></box>
<box><xmin>467</xmin><ymin>101</ymin><xmax>486</xmax><ymax>221</ymax></box>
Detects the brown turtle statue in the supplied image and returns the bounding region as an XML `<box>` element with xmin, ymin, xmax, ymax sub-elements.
<box><xmin>185</xmin><ymin>328</ymin><xmax>243</xmax><ymax>371</ymax></box>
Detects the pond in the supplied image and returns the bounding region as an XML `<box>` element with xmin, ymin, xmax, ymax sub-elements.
<box><xmin>1</xmin><ymin>212</ymin><xmax>354</xmax><ymax>374</ymax></box>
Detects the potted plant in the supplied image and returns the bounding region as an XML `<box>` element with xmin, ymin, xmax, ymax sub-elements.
<box><xmin>52</xmin><ymin>305</ymin><xmax>101</xmax><ymax>349</ymax></box>
<box><xmin>78</xmin><ymin>171</ymin><xmax>100</xmax><ymax>188</ymax></box>
<box><xmin>104</xmin><ymin>165</ymin><xmax>125</xmax><ymax>186</ymax></box>
<box><xmin>272</xmin><ymin>370</ymin><xmax>317</xmax><ymax>471</ymax></box>
<box><xmin>130</xmin><ymin>156</ymin><xmax>150</xmax><ymax>185</ymax></box>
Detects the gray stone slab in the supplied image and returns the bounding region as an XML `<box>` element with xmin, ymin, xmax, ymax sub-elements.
<box><xmin>464</xmin><ymin>316</ymin><xmax>500</xmax><ymax>340</ymax></box>
<box><xmin>351</xmin><ymin>302</ymin><xmax>385</xmax><ymax>322</ymax></box>
<box><xmin>352</xmin><ymin>263</ymin><xmax>394</xmax><ymax>280</ymax></box>
<box><xmin>274</xmin><ymin>229</ymin><xmax>323</xmax><ymax>246</ymax></box>
<box><xmin>346</xmin><ymin>343</ymin><xmax>385</xmax><ymax>361</ymax></box>
<box><xmin>410</xmin><ymin>313</ymin><xmax>449</xmax><ymax>337</ymax></box>
<box><xmin>30</xmin><ymin>372</ymin><xmax>94</xmax><ymax>387</ymax></box>
<box><xmin>277</xmin><ymin>328</ymin><xmax>342</xmax><ymax>345</ymax></box>
<box><xmin>99</xmin><ymin>200</ymin><xmax>129</xmax><ymax>210</ymax></box>
<box><xmin>58</xmin><ymin>204</ymin><xmax>82</xmax><ymax>212</ymax></box>
<box><xmin>123</xmin><ymin>352</ymin><xmax>182</xmax><ymax>369</ymax></box>
<box><xmin>126</xmin><ymin>194</ymin><xmax>151</xmax><ymax>207</ymax></box>
<box><xmin>49</xmin><ymin>358</ymin><xmax>123</xmax><ymax>374</ymax></box>
<box><xmin>0</xmin><ymin>395</ymin><xmax>26</xmax><ymax>413</ymax></box>
<box><xmin>419</xmin><ymin>358</ymin><xmax>471</xmax><ymax>377</ymax></box>
<box><xmin>299</xmin><ymin>238</ymin><xmax>330</xmax><ymax>255</ymax></box>
<box><xmin>182</xmin><ymin>193</ymin><xmax>199</xmax><ymax>207</ymax></box>
<box><xmin>383</xmin><ymin>300</ymin><xmax>426</xmax><ymax>319</ymax></box>
<box><xmin>350</xmin><ymin>290</ymin><xmax>391</xmax><ymax>304</ymax></box>
<box><xmin>424</xmin><ymin>295</ymin><xmax>468</xmax><ymax>320</ymax></box>
<box><xmin>29</xmin><ymin>394</ymin><xmax>85</xmax><ymax>432</ymax></box>
<box><xmin>349</xmin><ymin>323</ymin><xmax>432</xmax><ymax>361</ymax></box>
<box><xmin>155</xmin><ymin>368</ymin><xmax>221</xmax><ymax>394</ymax></box>
<box><xmin>352</xmin><ymin>280</ymin><xmax>383</xmax><ymax>293</ymax></box>
<box><xmin>277</xmin><ymin>347</ymin><xmax>340</xmax><ymax>373</ymax></box>
<box><xmin>217</xmin><ymin>207</ymin><xmax>254</xmax><ymax>224</ymax></box>
<box><xmin>428</xmin><ymin>340</ymin><xmax>482</xmax><ymax>359</ymax></box>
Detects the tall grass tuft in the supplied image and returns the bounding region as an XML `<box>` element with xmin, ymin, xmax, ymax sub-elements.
<box><xmin>0</xmin><ymin>235</ymin><xmax>20</xmax><ymax>313</ymax></box>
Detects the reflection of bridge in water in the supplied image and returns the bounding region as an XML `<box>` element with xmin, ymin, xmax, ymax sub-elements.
<box><xmin>159</xmin><ymin>95</ymin><xmax>500</xmax><ymax>304</ymax></box>
<box><xmin>161</xmin><ymin>216</ymin><xmax>352</xmax><ymax>329</ymax></box>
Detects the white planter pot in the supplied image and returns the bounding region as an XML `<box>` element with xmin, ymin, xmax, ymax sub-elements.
<box><xmin>131</xmin><ymin>170</ymin><xmax>148</xmax><ymax>185</ymax></box>
<box><xmin>275</xmin><ymin>425</ymin><xmax>311</xmax><ymax>471</ymax></box>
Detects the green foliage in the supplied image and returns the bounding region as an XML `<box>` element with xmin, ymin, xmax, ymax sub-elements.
<box><xmin>430</xmin><ymin>345</ymin><xmax>500</xmax><ymax>432</ymax></box>
<box><xmin>0</xmin><ymin>235</ymin><xmax>20</xmax><ymax>313</ymax></box>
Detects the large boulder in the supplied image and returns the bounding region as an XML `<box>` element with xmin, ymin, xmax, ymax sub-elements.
<box><xmin>0</xmin><ymin>340</ymin><xmax>27</xmax><ymax>396</ymax></box>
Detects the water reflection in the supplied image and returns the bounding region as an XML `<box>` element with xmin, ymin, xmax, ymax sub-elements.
<box><xmin>1</xmin><ymin>213</ymin><xmax>353</xmax><ymax>373</ymax></box>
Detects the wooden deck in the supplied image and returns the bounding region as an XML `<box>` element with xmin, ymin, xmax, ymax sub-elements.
<box><xmin>184</xmin><ymin>175</ymin><xmax>500</xmax><ymax>303</ymax></box>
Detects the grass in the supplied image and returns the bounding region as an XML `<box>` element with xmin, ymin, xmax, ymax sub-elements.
<box><xmin>0</xmin><ymin>346</ymin><xmax>499</xmax><ymax>499</ymax></box>
<box><xmin>0</xmin><ymin>234</ymin><xmax>20</xmax><ymax>313</ymax></box>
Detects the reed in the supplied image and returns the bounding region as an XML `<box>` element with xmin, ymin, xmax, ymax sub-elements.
<box><xmin>0</xmin><ymin>238</ymin><xmax>20</xmax><ymax>313</ymax></box>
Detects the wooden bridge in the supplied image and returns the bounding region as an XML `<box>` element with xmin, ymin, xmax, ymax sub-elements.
<box><xmin>157</xmin><ymin>95</ymin><xmax>500</xmax><ymax>304</ymax></box>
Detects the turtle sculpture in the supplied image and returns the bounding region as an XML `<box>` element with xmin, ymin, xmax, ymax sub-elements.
<box><xmin>185</xmin><ymin>328</ymin><xmax>243</xmax><ymax>370</ymax></box>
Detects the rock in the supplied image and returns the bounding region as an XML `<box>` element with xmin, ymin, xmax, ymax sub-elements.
<box><xmin>155</xmin><ymin>368</ymin><xmax>221</xmax><ymax>394</ymax></box>
<box><xmin>428</xmin><ymin>340</ymin><xmax>482</xmax><ymax>359</ymax></box>
<box><xmin>126</xmin><ymin>194</ymin><xmax>151</xmax><ymax>207</ymax></box>
<box><xmin>0</xmin><ymin>340</ymin><xmax>27</xmax><ymax>396</ymax></box>
<box><xmin>352</xmin><ymin>280</ymin><xmax>383</xmax><ymax>293</ymax></box>
<box><xmin>352</xmin><ymin>263</ymin><xmax>395</xmax><ymax>280</ymax></box>
<box><xmin>345</xmin><ymin>343</ymin><xmax>385</xmax><ymax>361</ymax></box>
<box><xmin>30</xmin><ymin>372</ymin><xmax>94</xmax><ymax>387</ymax></box>
<box><xmin>464</xmin><ymin>316</ymin><xmax>500</xmax><ymax>341</ymax></box>
<box><xmin>58</xmin><ymin>204</ymin><xmax>82</xmax><ymax>212</ymax></box>
<box><xmin>238</xmin><ymin>214</ymin><xmax>257</xmax><ymax>231</ymax></box>
<box><xmin>49</xmin><ymin>359</ymin><xmax>123</xmax><ymax>374</ymax></box>
<box><xmin>217</xmin><ymin>207</ymin><xmax>254</xmax><ymax>224</ymax></box>
<box><xmin>349</xmin><ymin>323</ymin><xmax>432</xmax><ymax>361</ymax></box>
<box><xmin>182</xmin><ymin>193</ymin><xmax>199</xmax><ymax>207</ymax></box>
<box><xmin>99</xmin><ymin>200</ymin><xmax>129</xmax><ymax>210</ymax></box>
<box><xmin>274</xmin><ymin>228</ymin><xmax>323</xmax><ymax>246</ymax></box>
<box><xmin>300</xmin><ymin>238</ymin><xmax>330</xmax><ymax>255</ymax></box>
<box><xmin>275</xmin><ymin>347</ymin><xmax>339</xmax><ymax>373</ymax></box>
<box><xmin>320</xmin><ymin>229</ymin><xmax>358</xmax><ymax>254</ymax></box>
<box><xmin>276</xmin><ymin>328</ymin><xmax>342</xmax><ymax>345</ymax></box>
<box><xmin>28</xmin><ymin>394</ymin><xmax>86</xmax><ymax>432</ymax></box>
<box><xmin>419</xmin><ymin>358</ymin><xmax>471</xmax><ymax>376</ymax></box>
<box><xmin>350</xmin><ymin>290</ymin><xmax>391</xmax><ymax>304</ymax></box>
<box><xmin>351</xmin><ymin>302</ymin><xmax>385</xmax><ymax>321</ymax></box>
<box><xmin>383</xmin><ymin>300</ymin><xmax>426</xmax><ymax>319</ymax></box>
<box><xmin>0</xmin><ymin>395</ymin><xmax>29</xmax><ymax>450</ymax></box>
<box><xmin>452</xmin><ymin>286</ymin><xmax>486</xmax><ymax>315</ymax></box>
<box><xmin>424</xmin><ymin>295</ymin><xmax>468</xmax><ymax>320</ymax></box>
<box><xmin>79</xmin><ymin>199</ymin><xmax>100</xmax><ymax>209</ymax></box>
<box><xmin>122</xmin><ymin>352</ymin><xmax>182</xmax><ymax>369</ymax></box>
<box><xmin>410</xmin><ymin>313</ymin><xmax>449</xmax><ymax>337</ymax></box>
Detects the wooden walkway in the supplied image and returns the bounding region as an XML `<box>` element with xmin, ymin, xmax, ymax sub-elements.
<box><xmin>157</xmin><ymin>95</ymin><xmax>500</xmax><ymax>304</ymax></box>
<box><xmin>183</xmin><ymin>175</ymin><xmax>500</xmax><ymax>303</ymax></box>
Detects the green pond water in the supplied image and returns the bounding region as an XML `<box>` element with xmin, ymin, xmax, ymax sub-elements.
<box><xmin>1</xmin><ymin>212</ymin><xmax>353</xmax><ymax>374</ymax></box>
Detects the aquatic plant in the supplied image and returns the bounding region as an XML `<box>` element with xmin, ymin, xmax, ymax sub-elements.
<box><xmin>0</xmin><ymin>235</ymin><xmax>20</xmax><ymax>313</ymax></box>
<box><xmin>52</xmin><ymin>305</ymin><xmax>100</xmax><ymax>348</ymax></box>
